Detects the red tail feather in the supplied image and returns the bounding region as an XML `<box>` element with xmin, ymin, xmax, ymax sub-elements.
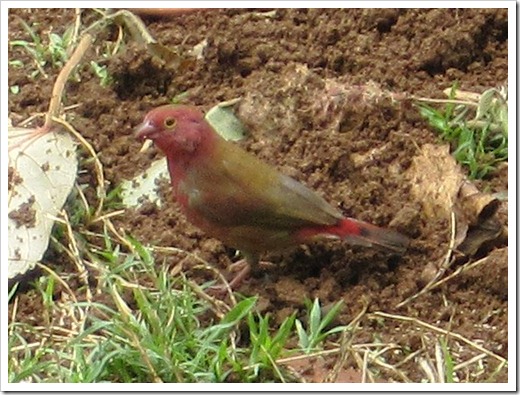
<box><xmin>338</xmin><ymin>218</ymin><xmax>409</xmax><ymax>252</ymax></box>
<box><xmin>298</xmin><ymin>218</ymin><xmax>409</xmax><ymax>253</ymax></box>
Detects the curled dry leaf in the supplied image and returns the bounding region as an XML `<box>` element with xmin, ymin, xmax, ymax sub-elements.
<box><xmin>104</xmin><ymin>10</ymin><xmax>196</xmax><ymax>70</ymax></box>
<box><xmin>408</xmin><ymin>144</ymin><xmax>463</xmax><ymax>221</ymax></box>
<box><xmin>407</xmin><ymin>143</ymin><xmax>505</xmax><ymax>256</ymax></box>
<box><xmin>129</xmin><ymin>8</ymin><xmax>206</xmax><ymax>18</ymax></box>
<box><xmin>454</xmin><ymin>180</ymin><xmax>504</xmax><ymax>255</ymax></box>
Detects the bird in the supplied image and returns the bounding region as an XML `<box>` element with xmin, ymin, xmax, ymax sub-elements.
<box><xmin>135</xmin><ymin>104</ymin><xmax>410</xmax><ymax>288</ymax></box>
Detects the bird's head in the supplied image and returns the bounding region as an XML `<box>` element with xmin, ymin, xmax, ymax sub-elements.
<box><xmin>135</xmin><ymin>105</ymin><xmax>211</xmax><ymax>156</ymax></box>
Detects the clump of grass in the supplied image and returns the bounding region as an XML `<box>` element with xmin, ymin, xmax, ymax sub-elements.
<box><xmin>8</xmin><ymin>232</ymin><xmax>350</xmax><ymax>383</ymax></box>
<box><xmin>296</xmin><ymin>298</ymin><xmax>347</xmax><ymax>354</ymax></box>
<box><xmin>418</xmin><ymin>84</ymin><xmax>508</xmax><ymax>179</ymax></box>
<box><xmin>9</xmin><ymin>18</ymin><xmax>74</xmax><ymax>79</ymax></box>
<box><xmin>9</xmin><ymin>14</ymin><xmax>115</xmax><ymax>86</ymax></box>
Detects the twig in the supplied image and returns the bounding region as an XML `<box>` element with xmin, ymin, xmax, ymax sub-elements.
<box><xmin>9</xmin><ymin>295</ymin><xmax>20</xmax><ymax>335</ymax></box>
<box><xmin>453</xmin><ymin>353</ymin><xmax>487</xmax><ymax>372</ymax></box>
<box><xmin>101</xmin><ymin>217</ymin><xmax>137</xmax><ymax>253</ymax></box>
<box><xmin>370</xmin><ymin>311</ymin><xmax>507</xmax><ymax>364</ymax></box>
<box><xmin>351</xmin><ymin>349</ymin><xmax>375</xmax><ymax>383</ymax></box>
<box><xmin>397</xmin><ymin>210</ymin><xmax>456</xmax><ymax>308</ymax></box>
<box><xmin>428</xmin><ymin>254</ymin><xmax>493</xmax><ymax>291</ymax></box>
<box><xmin>393</xmin><ymin>347</ymin><xmax>425</xmax><ymax>368</ymax></box>
<box><xmin>435</xmin><ymin>341</ymin><xmax>445</xmax><ymax>383</ymax></box>
<box><xmin>43</xmin><ymin>33</ymin><xmax>93</xmax><ymax>131</ymax></box>
<box><xmin>91</xmin><ymin>210</ymin><xmax>126</xmax><ymax>223</ymax></box>
<box><xmin>419</xmin><ymin>358</ymin><xmax>437</xmax><ymax>383</ymax></box>
<box><xmin>326</xmin><ymin>301</ymin><xmax>368</xmax><ymax>383</ymax></box>
<box><xmin>370</xmin><ymin>355</ymin><xmax>411</xmax><ymax>382</ymax></box>
<box><xmin>59</xmin><ymin>209</ymin><xmax>93</xmax><ymax>305</ymax></box>
<box><xmin>131</xmin><ymin>8</ymin><xmax>205</xmax><ymax>18</ymax></box>
<box><xmin>35</xmin><ymin>262</ymin><xmax>79</xmax><ymax>305</ymax></box>
<box><xmin>361</xmin><ymin>350</ymin><xmax>369</xmax><ymax>383</ymax></box>
<box><xmin>51</xmin><ymin>116</ymin><xmax>106</xmax><ymax>218</ymax></box>
<box><xmin>70</xmin><ymin>8</ymin><xmax>82</xmax><ymax>51</ymax></box>
<box><xmin>414</xmin><ymin>97</ymin><xmax>478</xmax><ymax>106</ymax></box>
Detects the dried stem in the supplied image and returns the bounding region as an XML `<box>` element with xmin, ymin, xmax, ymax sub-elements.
<box><xmin>370</xmin><ymin>311</ymin><xmax>507</xmax><ymax>364</ymax></box>
<box><xmin>396</xmin><ymin>210</ymin><xmax>457</xmax><ymax>308</ymax></box>
<box><xmin>43</xmin><ymin>33</ymin><xmax>93</xmax><ymax>131</ymax></box>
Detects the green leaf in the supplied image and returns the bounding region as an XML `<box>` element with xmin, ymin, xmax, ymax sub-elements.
<box><xmin>222</xmin><ymin>297</ymin><xmax>257</xmax><ymax>325</ymax></box>
<box><xmin>205</xmin><ymin>99</ymin><xmax>247</xmax><ymax>142</ymax></box>
<box><xmin>295</xmin><ymin>319</ymin><xmax>309</xmax><ymax>350</ymax></box>
<box><xmin>309</xmin><ymin>298</ymin><xmax>321</xmax><ymax>337</ymax></box>
<box><xmin>9</xmin><ymin>60</ymin><xmax>24</xmax><ymax>68</ymax></box>
<box><xmin>318</xmin><ymin>300</ymin><xmax>344</xmax><ymax>333</ymax></box>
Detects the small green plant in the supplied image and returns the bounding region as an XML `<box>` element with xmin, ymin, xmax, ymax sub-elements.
<box><xmin>103</xmin><ymin>184</ymin><xmax>125</xmax><ymax>210</ymax></box>
<box><xmin>47</xmin><ymin>32</ymin><xmax>71</xmax><ymax>68</ymax></box>
<box><xmin>418</xmin><ymin>84</ymin><xmax>508</xmax><ymax>179</ymax></box>
<box><xmin>440</xmin><ymin>338</ymin><xmax>455</xmax><ymax>383</ymax></box>
<box><xmin>10</xmin><ymin>19</ymin><xmax>74</xmax><ymax>78</ymax></box>
<box><xmin>90</xmin><ymin>61</ymin><xmax>112</xmax><ymax>87</ymax></box>
<box><xmin>10</xmin><ymin>234</ymin><xmax>351</xmax><ymax>383</ymax></box>
<box><xmin>295</xmin><ymin>298</ymin><xmax>347</xmax><ymax>354</ymax></box>
<box><xmin>245</xmin><ymin>311</ymin><xmax>296</xmax><ymax>381</ymax></box>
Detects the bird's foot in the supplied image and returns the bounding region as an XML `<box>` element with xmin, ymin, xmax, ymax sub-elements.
<box><xmin>207</xmin><ymin>259</ymin><xmax>273</xmax><ymax>296</ymax></box>
<box><xmin>228</xmin><ymin>259</ymin><xmax>274</xmax><ymax>286</ymax></box>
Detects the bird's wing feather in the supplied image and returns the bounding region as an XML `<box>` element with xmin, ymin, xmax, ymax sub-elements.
<box><xmin>183</xmin><ymin>140</ymin><xmax>342</xmax><ymax>229</ymax></box>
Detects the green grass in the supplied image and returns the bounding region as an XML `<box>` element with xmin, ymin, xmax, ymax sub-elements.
<box><xmin>9</xmin><ymin>15</ymin><xmax>114</xmax><ymax>86</ymax></box>
<box><xmin>296</xmin><ymin>298</ymin><xmax>348</xmax><ymax>354</ymax></box>
<box><xmin>440</xmin><ymin>338</ymin><xmax>455</xmax><ymax>383</ymax></box>
<box><xmin>10</xmin><ymin>18</ymin><xmax>73</xmax><ymax>79</ymax></box>
<box><xmin>418</xmin><ymin>84</ymin><xmax>508</xmax><ymax>179</ymax></box>
<box><xmin>8</xmin><ymin>234</ymin><xmax>349</xmax><ymax>383</ymax></box>
<box><xmin>90</xmin><ymin>60</ymin><xmax>112</xmax><ymax>87</ymax></box>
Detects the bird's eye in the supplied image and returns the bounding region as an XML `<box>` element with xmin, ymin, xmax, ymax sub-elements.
<box><xmin>164</xmin><ymin>117</ymin><xmax>176</xmax><ymax>129</ymax></box>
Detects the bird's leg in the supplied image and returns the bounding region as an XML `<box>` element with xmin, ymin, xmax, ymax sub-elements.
<box><xmin>226</xmin><ymin>251</ymin><xmax>259</xmax><ymax>289</ymax></box>
<box><xmin>207</xmin><ymin>252</ymin><xmax>261</xmax><ymax>295</ymax></box>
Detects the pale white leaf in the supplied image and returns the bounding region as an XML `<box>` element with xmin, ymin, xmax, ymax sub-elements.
<box><xmin>120</xmin><ymin>158</ymin><xmax>169</xmax><ymax>208</ymax></box>
<box><xmin>205</xmin><ymin>98</ymin><xmax>247</xmax><ymax>141</ymax></box>
<box><xmin>8</xmin><ymin>127</ymin><xmax>77</xmax><ymax>278</ymax></box>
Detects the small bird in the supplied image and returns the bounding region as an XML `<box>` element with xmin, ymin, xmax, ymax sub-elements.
<box><xmin>135</xmin><ymin>105</ymin><xmax>409</xmax><ymax>288</ymax></box>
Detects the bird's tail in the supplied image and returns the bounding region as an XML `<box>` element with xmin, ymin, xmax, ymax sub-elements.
<box><xmin>336</xmin><ymin>218</ymin><xmax>410</xmax><ymax>253</ymax></box>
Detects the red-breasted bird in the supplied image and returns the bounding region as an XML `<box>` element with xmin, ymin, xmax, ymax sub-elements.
<box><xmin>135</xmin><ymin>105</ymin><xmax>409</xmax><ymax>287</ymax></box>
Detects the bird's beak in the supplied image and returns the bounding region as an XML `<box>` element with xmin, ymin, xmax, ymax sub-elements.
<box><xmin>135</xmin><ymin>120</ymin><xmax>156</xmax><ymax>141</ymax></box>
<box><xmin>135</xmin><ymin>120</ymin><xmax>156</xmax><ymax>152</ymax></box>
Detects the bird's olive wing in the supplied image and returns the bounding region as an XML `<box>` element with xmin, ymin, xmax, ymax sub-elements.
<box><xmin>183</xmin><ymin>144</ymin><xmax>342</xmax><ymax>229</ymax></box>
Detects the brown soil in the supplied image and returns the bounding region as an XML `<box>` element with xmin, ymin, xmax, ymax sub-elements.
<box><xmin>8</xmin><ymin>8</ymin><xmax>508</xmax><ymax>383</ymax></box>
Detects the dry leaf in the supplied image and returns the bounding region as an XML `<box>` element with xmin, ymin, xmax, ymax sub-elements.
<box><xmin>407</xmin><ymin>143</ymin><xmax>504</xmax><ymax>255</ymax></box>
<box><xmin>8</xmin><ymin>127</ymin><xmax>78</xmax><ymax>278</ymax></box>
<box><xmin>408</xmin><ymin>144</ymin><xmax>463</xmax><ymax>221</ymax></box>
